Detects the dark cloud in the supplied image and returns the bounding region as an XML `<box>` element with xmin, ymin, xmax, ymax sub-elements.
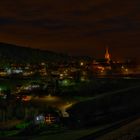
<box><xmin>0</xmin><ymin>18</ymin><xmax>16</xmax><ymax>25</ymax></box>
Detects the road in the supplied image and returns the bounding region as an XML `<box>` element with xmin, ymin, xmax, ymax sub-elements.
<box><xmin>78</xmin><ymin>114</ymin><xmax>140</xmax><ymax>140</ymax></box>
<box><xmin>97</xmin><ymin>117</ymin><xmax>140</xmax><ymax>140</ymax></box>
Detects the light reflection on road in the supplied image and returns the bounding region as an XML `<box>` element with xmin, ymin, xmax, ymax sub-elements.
<box><xmin>26</xmin><ymin>94</ymin><xmax>77</xmax><ymax>117</ymax></box>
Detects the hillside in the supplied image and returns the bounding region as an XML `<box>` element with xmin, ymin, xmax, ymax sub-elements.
<box><xmin>0</xmin><ymin>42</ymin><xmax>69</xmax><ymax>64</ymax></box>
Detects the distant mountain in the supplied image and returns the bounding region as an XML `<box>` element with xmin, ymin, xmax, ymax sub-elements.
<box><xmin>0</xmin><ymin>42</ymin><xmax>70</xmax><ymax>64</ymax></box>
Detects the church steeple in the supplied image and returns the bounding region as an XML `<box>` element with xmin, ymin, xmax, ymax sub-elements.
<box><xmin>105</xmin><ymin>47</ymin><xmax>111</xmax><ymax>62</ymax></box>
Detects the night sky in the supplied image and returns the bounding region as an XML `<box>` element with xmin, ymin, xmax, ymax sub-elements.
<box><xmin>0</xmin><ymin>0</ymin><xmax>139</xmax><ymax>60</ymax></box>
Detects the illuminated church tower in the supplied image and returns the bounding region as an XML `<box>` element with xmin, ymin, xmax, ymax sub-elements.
<box><xmin>105</xmin><ymin>47</ymin><xmax>111</xmax><ymax>63</ymax></box>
